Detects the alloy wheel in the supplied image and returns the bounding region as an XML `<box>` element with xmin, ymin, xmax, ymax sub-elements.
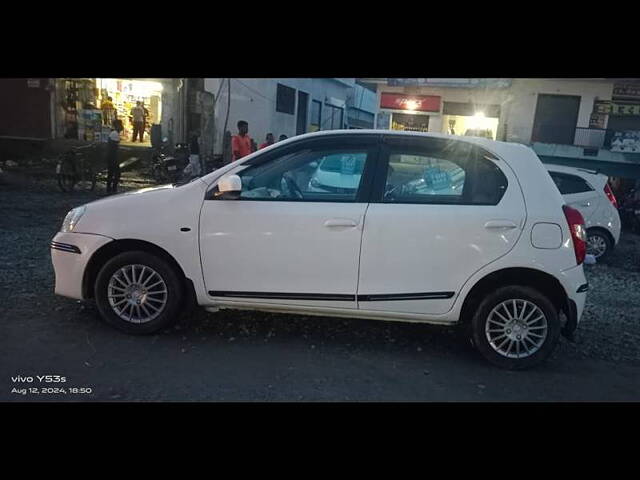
<box><xmin>485</xmin><ymin>299</ymin><xmax>548</xmax><ymax>359</ymax></box>
<box><xmin>107</xmin><ymin>264</ymin><xmax>168</xmax><ymax>324</ymax></box>
<box><xmin>586</xmin><ymin>234</ymin><xmax>607</xmax><ymax>258</ymax></box>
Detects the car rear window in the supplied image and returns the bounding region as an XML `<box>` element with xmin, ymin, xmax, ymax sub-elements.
<box><xmin>549</xmin><ymin>171</ymin><xmax>594</xmax><ymax>195</ymax></box>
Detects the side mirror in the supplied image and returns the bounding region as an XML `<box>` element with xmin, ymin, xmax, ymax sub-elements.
<box><xmin>215</xmin><ymin>174</ymin><xmax>242</xmax><ymax>200</ymax></box>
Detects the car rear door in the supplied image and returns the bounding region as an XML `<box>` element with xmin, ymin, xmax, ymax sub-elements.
<box><xmin>357</xmin><ymin>135</ymin><xmax>526</xmax><ymax>316</ymax></box>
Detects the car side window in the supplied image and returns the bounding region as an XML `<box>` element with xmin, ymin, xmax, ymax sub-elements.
<box><xmin>385</xmin><ymin>154</ymin><xmax>466</xmax><ymax>202</ymax></box>
<box><xmin>234</xmin><ymin>148</ymin><xmax>370</xmax><ymax>202</ymax></box>
<box><xmin>549</xmin><ymin>172</ymin><xmax>594</xmax><ymax>195</ymax></box>
<box><xmin>382</xmin><ymin>141</ymin><xmax>507</xmax><ymax>205</ymax></box>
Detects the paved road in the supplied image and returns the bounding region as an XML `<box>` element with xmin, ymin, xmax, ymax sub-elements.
<box><xmin>2</xmin><ymin>172</ymin><xmax>639</xmax><ymax>402</ymax></box>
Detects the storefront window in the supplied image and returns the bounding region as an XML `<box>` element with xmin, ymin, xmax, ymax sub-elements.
<box><xmin>392</xmin><ymin>113</ymin><xmax>429</xmax><ymax>132</ymax></box>
<box><xmin>96</xmin><ymin>79</ymin><xmax>163</xmax><ymax>144</ymax></box>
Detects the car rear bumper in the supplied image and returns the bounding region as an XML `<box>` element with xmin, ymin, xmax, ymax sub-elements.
<box><xmin>558</xmin><ymin>264</ymin><xmax>588</xmax><ymax>333</ymax></box>
<box><xmin>51</xmin><ymin>232</ymin><xmax>113</xmax><ymax>300</ymax></box>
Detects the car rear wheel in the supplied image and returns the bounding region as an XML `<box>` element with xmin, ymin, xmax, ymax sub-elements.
<box><xmin>94</xmin><ymin>251</ymin><xmax>183</xmax><ymax>334</ymax></box>
<box><xmin>586</xmin><ymin>229</ymin><xmax>612</xmax><ymax>261</ymax></box>
<box><xmin>470</xmin><ymin>286</ymin><xmax>560</xmax><ymax>370</ymax></box>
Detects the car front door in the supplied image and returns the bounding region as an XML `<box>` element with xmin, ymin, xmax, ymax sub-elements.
<box><xmin>199</xmin><ymin>135</ymin><xmax>378</xmax><ymax>309</ymax></box>
<box><xmin>357</xmin><ymin>135</ymin><xmax>526</xmax><ymax>316</ymax></box>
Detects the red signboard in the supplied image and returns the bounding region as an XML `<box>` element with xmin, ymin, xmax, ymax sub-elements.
<box><xmin>380</xmin><ymin>92</ymin><xmax>441</xmax><ymax>112</ymax></box>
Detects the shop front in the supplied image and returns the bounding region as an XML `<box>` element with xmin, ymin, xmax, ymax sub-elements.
<box><xmin>441</xmin><ymin>101</ymin><xmax>501</xmax><ymax>140</ymax></box>
<box><xmin>377</xmin><ymin>92</ymin><xmax>501</xmax><ymax>139</ymax></box>
<box><xmin>97</xmin><ymin>79</ymin><xmax>163</xmax><ymax>145</ymax></box>
<box><xmin>597</xmin><ymin>82</ymin><xmax>640</xmax><ymax>153</ymax></box>
<box><xmin>57</xmin><ymin>78</ymin><xmax>164</xmax><ymax>146</ymax></box>
<box><xmin>378</xmin><ymin>92</ymin><xmax>441</xmax><ymax>132</ymax></box>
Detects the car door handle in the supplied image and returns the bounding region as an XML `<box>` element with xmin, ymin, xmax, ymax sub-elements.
<box><xmin>484</xmin><ymin>220</ymin><xmax>518</xmax><ymax>230</ymax></box>
<box><xmin>580</xmin><ymin>202</ymin><xmax>591</xmax><ymax>207</ymax></box>
<box><xmin>324</xmin><ymin>218</ymin><xmax>358</xmax><ymax>228</ymax></box>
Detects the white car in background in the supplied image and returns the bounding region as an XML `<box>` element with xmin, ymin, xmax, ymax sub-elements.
<box><xmin>546</xmin><ymin>164</ymin><xmax>621</xmax><ymax>260</ymax></box>
<box><xmin>51</xmin><ymin>130</ymin><xmax>589</xmax><ymax>370</ymax></box>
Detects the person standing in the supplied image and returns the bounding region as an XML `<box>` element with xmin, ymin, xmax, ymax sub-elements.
<box><xmin>231</xmin><ymin>120</ymin><xmax>252</xmax><ymax>161</ymax></box>
<box><xmin>259</xmin><ymin>133</ymin><xmax>275</xmax><ymax>149</ymax></box>
<box><xmin>184</xmin><ymin>131</ymin><xmax>202</xmax><ymax>180</ymax></box>
<box><xmin>278</xmin><ymin>134</ymin><xmax>288</xmax><ymax>142</ymax></box>
<box><xmin>130</xmin><ymin>101</ymin><xmax>145</xmax><ymax>142</ymax></box>
<box><xmin>101</xmin><ymin>96</ymin><xmax>115</xmax><ymax>126</ymax></box>
<box><xmin>112</xmin><ymin>110</ymin><xmax>124</xmax><ymax>135</ymax></box>
<box><xmin>106</xmin><ymin>128</ymin><xmax>121</xmax><ymax>194</ymax></box>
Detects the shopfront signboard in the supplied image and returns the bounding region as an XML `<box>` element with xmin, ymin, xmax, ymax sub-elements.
<box><xmin>594</xmin><ymin>100</ymin><xmax>640</xmax><ymax>116</ymax></box>
<box><xmin>611</xmin><ymin>131</ymin><xmax>640</xmax><ymax>153</ymax></box>
<box><xmin>613</xmin><ymin>83</ymin><xmax>640</xmax><ymax>100</ymax></box>
<box><xmin>380</xmin><ymin>93</ymin><xmax>441</xmax><ymax>112</ymax></box>
<box><xmin>387</xmin><ymin>78</ymin><xmax>512</xmax><ymax>88</ymax></box>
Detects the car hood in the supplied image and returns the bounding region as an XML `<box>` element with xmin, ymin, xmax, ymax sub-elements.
<box><xmin>84</xmin><ymin>184</ymin><xmax>177</xmax><ymax>207</ymax></box>
<box><xmin>72</xmin><ymin>180</ymin><xmax>208</xmax><ymax>237</ymax></box>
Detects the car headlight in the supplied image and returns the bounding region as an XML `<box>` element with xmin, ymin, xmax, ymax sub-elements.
<box><xmin>61</xmin><ymin>206</ymin><xmax>86</xmax><ymax>232</ymax></box>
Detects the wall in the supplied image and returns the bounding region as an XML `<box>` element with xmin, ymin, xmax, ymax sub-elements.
<box><xmin>0</xmin><ymin>78</ymin><xmax>52</xmax><ymax>139</ymax></box>
<box><xmin>503</xmin><ymin>78</ymin><xmax>614</xmax><ymax>144</ymax></box>
<box><xmin>204</xmin><ymin>78</ymin><xmax>357</xmax><ymax>154</ymax></box>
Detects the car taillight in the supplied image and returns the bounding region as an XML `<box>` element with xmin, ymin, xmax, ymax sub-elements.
<box><xmin>604</xmin><ymin>183</ymin><xmax>618</xmax><ymax>209</ymax></box>
<box><xmin>563</xmin><ymin>205</ymin><xmax>586</xmax><ymax>265</ymax></box>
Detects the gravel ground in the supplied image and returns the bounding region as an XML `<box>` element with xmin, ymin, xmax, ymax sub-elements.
<box><xmin>1</xmin><ymin>165</ymin><xmax>639</xmax><ymax>401</ymax></box>
<box><xmin>566</xmin><ymin>236</ymin><xmax>640</xmax><ymax>364</ymax></box>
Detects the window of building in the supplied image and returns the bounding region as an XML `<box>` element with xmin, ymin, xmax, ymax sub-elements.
<box><xmin>310</xmin><ymin>100</ymin><xmax>322</xmax><ymax>132</ymax></box>
<box><xmin>276</xmin><ymin>84</ymin><xmax>296</xmax><ymax>115</ymax></box>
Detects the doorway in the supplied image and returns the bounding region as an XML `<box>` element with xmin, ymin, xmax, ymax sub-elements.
<box><xmin>297</xmin><ymin>91</ymin><xmax>309</xmax><ymax>135</ymax></box>
<box><xmin>531</xmin><ymin>94</ymin><xmax>581</xmax><ymax>145</ymax></box>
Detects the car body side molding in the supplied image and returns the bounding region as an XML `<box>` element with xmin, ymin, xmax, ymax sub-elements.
<box><xmin>208</xmin><ymin>291</ymin><xmax>455</xmax><ymax>301</ymax></box>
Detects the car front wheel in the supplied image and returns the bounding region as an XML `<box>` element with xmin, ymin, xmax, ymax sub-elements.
<box><xmin>470</xmin><ymin>286</ymin><xmax>560</xmax><ymax>370</ymax></box>
<box><xmin>94</xmin><ymin>251</ymin><xmax>184</xmax><ymax>334</ymax></box>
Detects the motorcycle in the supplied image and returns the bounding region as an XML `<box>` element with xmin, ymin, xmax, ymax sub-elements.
<box><xmin>150</xmin><ymin>138</ymin><xmax>188</xmax><ymax>184</ymax></box>
<box><xmin>619</xmin><ymin>188</ymin><xmax>640</xmax><ymax>234</ymax></box>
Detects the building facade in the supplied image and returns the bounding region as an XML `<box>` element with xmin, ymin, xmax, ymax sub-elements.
<box><xmin>0</xmin><ymin>78</ymin><xmax>184</xmax><ymax>146</ymax></box>
<box><xmin>204</xmin><ymin>78</ymin><xmax>378</xmax><ymax>155</ymax></box>
<box><xmin>366</xmin><ymin>78</ymin><xmax>640</xmax><ymax>179</ymax></box>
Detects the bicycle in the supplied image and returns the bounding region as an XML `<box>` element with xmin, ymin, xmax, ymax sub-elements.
<box><xmin>56</xmin><ymin>143</ymin><xmax>99</xmax><ymax>192</ymax></box>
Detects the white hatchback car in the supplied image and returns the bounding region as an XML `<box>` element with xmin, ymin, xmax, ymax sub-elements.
<box><xmin>51</xmin><ymin>130</ymin><xmax>589</xmax><ymax>369</ymax></box>
<box><xmin>545</xmin><ymin>164</ymin><xmax>621</xmax><ymax>261</ymax></box>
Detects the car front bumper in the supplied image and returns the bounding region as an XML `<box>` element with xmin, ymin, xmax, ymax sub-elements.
<box><xmin>51</xmin><ymin>232</ymin><xmax>113</xmax><ymax>300</ymax></box>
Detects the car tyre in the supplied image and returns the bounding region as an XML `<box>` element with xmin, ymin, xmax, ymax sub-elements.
<box><xmin>586</xmin><ymin>229</ymin><xmax>612</xmax><ymax>262</ymax></box>
<box><xmin>94</xmin><ymin>251</ymin><xmax>184</xmax><ymax>334</ymax></box>
<box><xmin>470</xmin><ymin>286</ymin><xmax>560</xmax><ymax>370</ymax></box>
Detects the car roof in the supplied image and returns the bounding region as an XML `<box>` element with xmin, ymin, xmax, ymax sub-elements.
<box><xmin>276</xmin><ymin>129</ymin><xmax>528</xmax><ymax>157</ymax></box>
<box><xmin>545</xmin><ymin>163</ymin><xmax>608</xmax><ymax>179</ymax></box>
<box><xmin>200</xmin><ymin>129</ymin><xmax>540</xmax><ymax>186</ymax></box>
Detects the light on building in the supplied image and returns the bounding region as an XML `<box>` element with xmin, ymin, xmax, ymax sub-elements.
<box><xmin>405</xmin><ymin>100</ymin><xmax>418</xmax><ymax>111</ymax></box>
